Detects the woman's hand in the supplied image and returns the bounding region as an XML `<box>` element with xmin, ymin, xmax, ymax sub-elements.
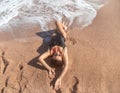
<box><xmin>48</xmin><ymin>68</ymin><xmax>55</xmax><ymax>79</ymax></box>
<box><xmin>54</xmin><ymin>78</ymin><xmax>62</xmax><ymax>90</ymax></box>
<box><xmin>62</xmin><ymin>21</ymin><xmax>68</xmax><ymax>31</ymax></box>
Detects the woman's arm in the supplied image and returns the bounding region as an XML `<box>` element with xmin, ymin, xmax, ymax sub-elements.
<box><xmin>39</xmin><ymin>50</ymin><xmax>51</xmax><ymax>70</ymax></box>
<box><xmin>39</xmin><ymin>50</ymin><xmax>55</xmax><ymax>79</ymax></box>
<box><xmin>59</xmin><ymin>48</ymin><xmax>68</xmax><ymax>79</ymax></box>
<box><xmin>56</xmin><ymin>21</ymin><xmax>67</xmax><ymax>40</ymax></box>
<box><xmin>54</xmin><ymin>47</ymin><xmax>68</xmax><ymax>90</ymax></box>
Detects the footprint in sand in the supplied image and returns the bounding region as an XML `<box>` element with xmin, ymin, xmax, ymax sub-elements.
<box><xmin>1</xmin><ymin>51</ymin><xmax>9</xmax><ymax>74</ymax></box>
<box><xmin>69</xmin><ymin>76</ymin><xmax>79</xmax><ymax>93</ymax></box>
<box><xmin>18</xmin><ymin>63</ymin><xmax>24</xmax><ymax>71</ymax></box>
<box><xmin>1</xmin><ymin>87</ymin><xmax>5</xmax><ymax>93</ymax></box>
<box><xmin>5</xmin><ymin>76</ymin><xmax>9</xmax><ymax>87</ymax></box>
<box><xmin>1</xmin><ymin>76</ymin><xmax>9</xmax><ymax>93</ymax></box>
<box><xmin>67</xmin><ymin>37</ymin><xmax>78</xmax><ymax>46</ymax></box>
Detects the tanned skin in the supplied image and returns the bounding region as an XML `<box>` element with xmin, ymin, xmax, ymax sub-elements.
<box><xmin>38</xmin><ymin>20</ymin><xmax>69</xmax><ymax>90</ymax></box>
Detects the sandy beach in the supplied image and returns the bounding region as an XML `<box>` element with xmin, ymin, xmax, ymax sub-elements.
<box><xmin>0</xmin><ymin>0</ymin><xmax>120</xmax><ymax>93</ymax></box>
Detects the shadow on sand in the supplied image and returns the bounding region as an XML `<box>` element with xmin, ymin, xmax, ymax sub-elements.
<box><xmin>28</xmin><ymin>29</ymin><xmax>55</xmax><ymax>70</ymax></box>
<box><xmin>28</xmin><ymin>29</ymin><xmax>63</xmax><ymax>92</ymax></box>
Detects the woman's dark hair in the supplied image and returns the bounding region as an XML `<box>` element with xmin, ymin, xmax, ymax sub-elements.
<box><xmin>50</xmin><ymin>58</ymin><xmax>63</xmax><ymax>67</ymax></box>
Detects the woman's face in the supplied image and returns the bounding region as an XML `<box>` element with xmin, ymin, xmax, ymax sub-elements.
<box><xmin>52</xmin><ymin>51</ymin><xmax>62</xmax><ymax>61</ymax></box>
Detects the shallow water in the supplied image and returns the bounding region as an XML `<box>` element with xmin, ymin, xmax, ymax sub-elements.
<box><xmin>0</xmin><ymin>0</ymin><xmax>106</xmax><ymax>31</ymax></box>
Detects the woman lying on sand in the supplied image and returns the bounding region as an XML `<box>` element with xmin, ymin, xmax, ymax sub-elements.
<box><xmin>38</xmin><ymin>20</ymin><xmax>69</xmax><ymax>90</ymax></box>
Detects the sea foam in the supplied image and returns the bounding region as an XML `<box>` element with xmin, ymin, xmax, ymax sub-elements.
<box><xmin>0</xmin><ymin>0</ymin><xmax>106</xmax><ymax>31</ymax></box>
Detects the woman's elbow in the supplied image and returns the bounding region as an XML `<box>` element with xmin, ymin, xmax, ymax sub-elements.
<box><xmin>38</xmin><ymin>56</ymin><xmax>43</xmax><ymax>63</ymax></box>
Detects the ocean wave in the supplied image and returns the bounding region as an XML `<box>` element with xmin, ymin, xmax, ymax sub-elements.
<box><xmin>0</xmin><ymin>0</ymin><xmax>106</xmax><ymax>31</ymax></box>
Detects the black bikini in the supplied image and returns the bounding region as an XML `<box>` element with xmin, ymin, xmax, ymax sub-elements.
<box><xmin>49</xmin><ymin>33</ymin><xmax>66</xmax><ymax>49</ymax></box>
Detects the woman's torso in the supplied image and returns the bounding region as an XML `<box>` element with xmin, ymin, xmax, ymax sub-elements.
<box><xmin>49</xmin><ymin>33</ymin><xmax>66</xmax><ymax>57</ymax></box>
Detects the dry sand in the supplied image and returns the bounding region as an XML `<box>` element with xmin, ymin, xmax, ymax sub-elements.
<box><xmin>0</xmin><ymin>0</ymin><xmax>120</xmax><ymax>93</ymax></box>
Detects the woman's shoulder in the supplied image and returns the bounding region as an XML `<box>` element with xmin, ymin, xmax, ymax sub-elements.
<box><xmin>63</xmin><ymin>47</ymin><xmax>68</xmax><ymax>55</ymax></box>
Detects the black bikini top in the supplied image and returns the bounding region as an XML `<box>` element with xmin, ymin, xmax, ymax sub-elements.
<box><xmin>49</xmin><ymin>33</ymin><xmax>66</xmax><ymax>49</ymax></box>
